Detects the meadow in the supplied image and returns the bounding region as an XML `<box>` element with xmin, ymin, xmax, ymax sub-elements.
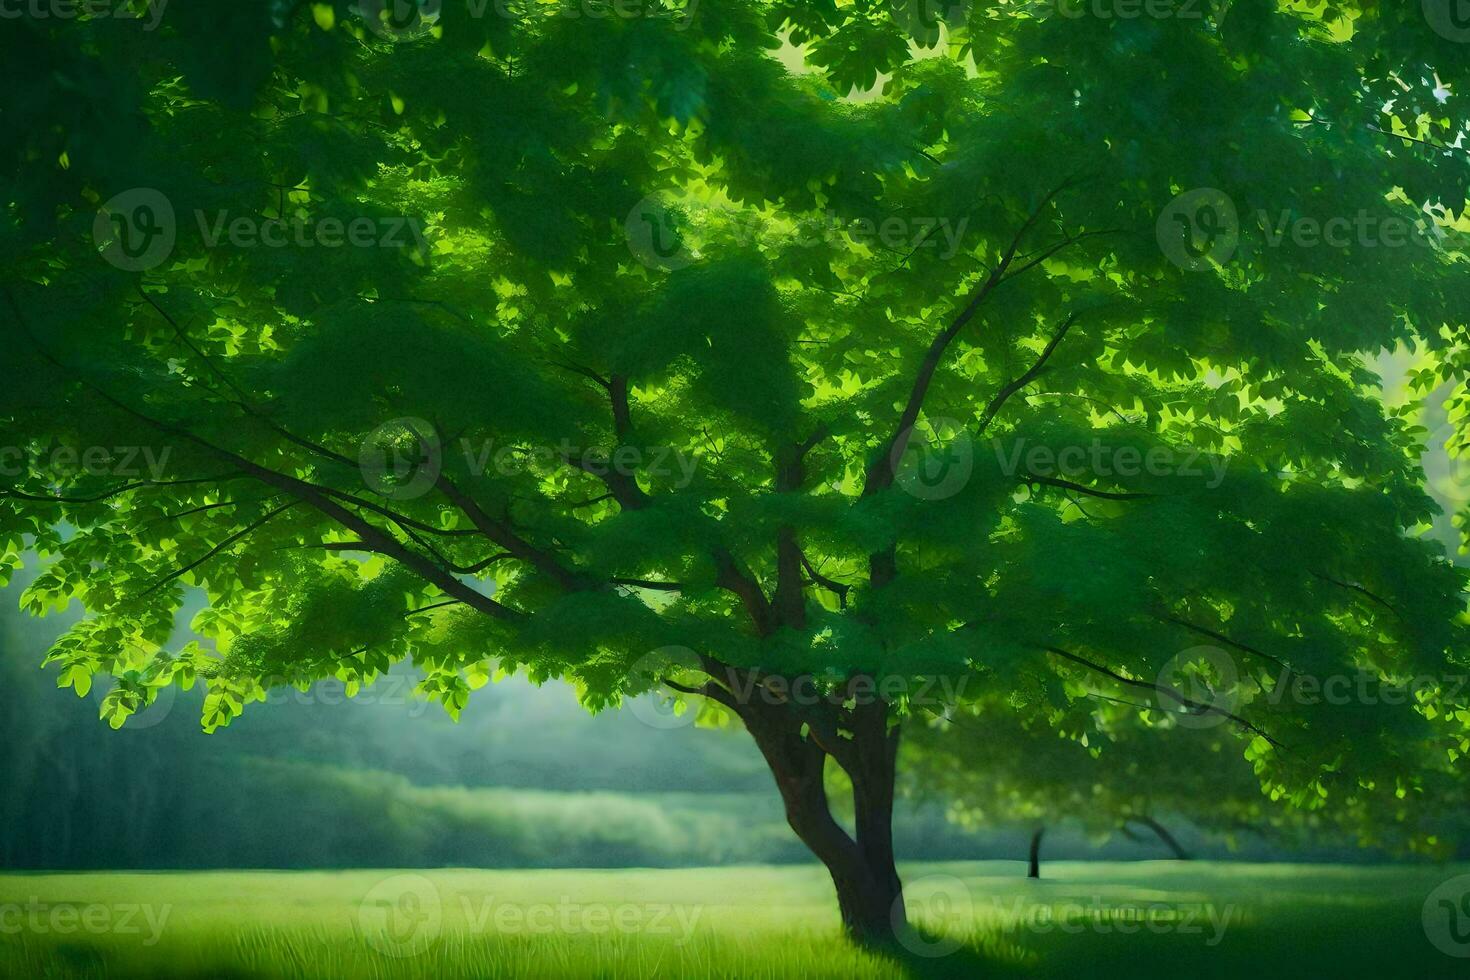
<box><xmin>1</xmin><ymin>861</ymin><xmax>1464</xmax><ymax>978</ymax></box>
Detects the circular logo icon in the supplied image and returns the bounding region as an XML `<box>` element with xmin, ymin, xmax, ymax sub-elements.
<box><xmin>359</xmin><ymin>417</ymin><xmax>442</xmax><ymax>501</ymax></box>
<box><xmin>1423</xmin><ymin>415</ymin><xmax>1470</xmax><ymax>503</ymax></box>
<box><xmin>359</xmin><ymin>874</ymin><xmax>442</xmax><ymax>957</ymax></box>
<box><xmin>1424</xmin><ymin>874</ymin><xmax>1470</xmax><ymax>957</ymax></box>
<box><xmin>890</xmin><ymin>0</ymin><xmax>970</xmax><ymax>45</ymax></box>
<box><xmin>1157</xmin><ymin>188</ymin><xmax>1240</xmax><ymax>272</ymax></box>
<box><xmin>91</xmin><ymin>676</ymin><xmax>178</xmax><ymax>731</ymax></box>
<box><xmin>625</xmin><ymin>193</ymin><xmax>694</xmax><ymax>272</ymax></box>
<box><xmin>357</xmin><ymin>0</ymin><xmax>441</xmax><ymax>41</ymax></box>
<box><xmin>1426</xmin><ymin>0</ymin><xmax>1470</xmax><ymax>43</ymax></box>
<box><xmin>626</xmin><ymin>645</ymin><xmax>703</xmax><ymax>730</ymax></box>
<box><xmin>895</xmin><ymin>873</ymin><xmax>972</xmax><ymax>957</ymax></box>
<box><xmin>94</xmin><ymin>188</ymin><xmax>176</xmax><ymax>272</ymax></box>
<box><xmin>893</xmin><ymin>418</ymin><xmax>974</xmax><ymax>500</ymax></box>
<box><xmin>1154</xmin><ymin>645</ymin><xmax>1240</xmax><ymax>729</ymax></box>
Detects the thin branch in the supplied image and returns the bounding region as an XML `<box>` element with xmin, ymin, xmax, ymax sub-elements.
<box><xmin>137</xmin><ymin>501</ymin><xmax>298</xmax><ymax>599</ymax></box>
<box><xmin>976</xmin><ymin>312</ymin><xmax>1078</xmax><ymax>436</ymax></box>
<box><xmin>0</xmin><ymin>475</ymin><xmax>246</xmax><ymax>506</ymax></box>
<box><xmin>1311</xmin><ymin>572</ymin><xmax>1405</xmax><ymax>622</ymax></box>
<box><xmin>1024</xmin><ymin>475</ymin><xmax>1159</xmax><ymax>501</ymax></box>
<box><xmin>610</xmin><ymin>578</ymin><xmax>683</xmax><ymax>592</ymax></box>
<box><xmin>1046</xmin><ymin>645</ymin><xmax>1283</xmax><ymax>748</ymax></box>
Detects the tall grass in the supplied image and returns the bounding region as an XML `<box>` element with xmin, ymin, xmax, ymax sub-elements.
<box><xmin>1</xmin><ymin>862</ymin><xmax>1464</xmax><ymax>978</ymax></box>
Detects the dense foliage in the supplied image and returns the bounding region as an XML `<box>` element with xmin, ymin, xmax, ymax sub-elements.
<box><xmin>5</xmin><ymin>0</ymin><xmax>1470</xmax><ymax>936</ymax></box>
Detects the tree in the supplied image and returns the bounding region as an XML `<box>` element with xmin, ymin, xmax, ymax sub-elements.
<box><xmin>904</xmin><ymin>684</ymin><xmax>1465</xmax><ymax>879</ymax></box>
<box><xmin>4</xmin><ymin>0</ymin><xmax>1470</xmax><ymax>945</ymax></box>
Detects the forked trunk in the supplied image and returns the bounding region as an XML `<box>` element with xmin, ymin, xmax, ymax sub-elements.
<box><xmin>739</xmin><ymin>693</ymin><xmax>905</xmax><ymax>944</ymax></box>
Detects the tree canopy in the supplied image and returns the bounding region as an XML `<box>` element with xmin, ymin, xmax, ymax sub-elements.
<box><xmin>5</xmin><ymin>0</ymin><xmax>1470</xmax><ymax>942</ymax></box>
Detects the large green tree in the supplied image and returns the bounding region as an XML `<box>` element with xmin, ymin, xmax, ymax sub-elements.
<box><xmin>4</xmin><ymin>0</ymin><xmax>1470</xmax><ymax>944</ymax></box>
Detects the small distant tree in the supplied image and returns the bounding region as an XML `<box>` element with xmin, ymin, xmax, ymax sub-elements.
<box><xmin>4</xmin><ymin>2</ymin><xmax>1470</xmax><ymax>944</ymax></box>
<box><xmin>904</xmin><ymin>686</ymin><xmax>1464</xmax><ymax>878</ymax></box>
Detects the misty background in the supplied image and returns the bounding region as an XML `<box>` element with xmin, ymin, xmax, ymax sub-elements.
<box><xmin>3</xmin><ymin>356</ymin><xmax>1463</xmax><ymax>872</ymax></box>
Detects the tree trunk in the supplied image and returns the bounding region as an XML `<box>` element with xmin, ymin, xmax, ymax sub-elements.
<box><xmin>1028</xmin><ymin>826</ymin><xmax>1045</xmax><ymax>879</ymax></box>
<box><xmin>737</xmin><ymin>689</ymin><xmax>905</xmax><ymax>944</ymax></box>
<box><xmin>1131</xmin><ymin>815</ymin><xmax>1190</xmax><ymax>860</ymax></box>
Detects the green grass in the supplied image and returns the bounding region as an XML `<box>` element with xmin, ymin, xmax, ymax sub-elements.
<box><xmin>1</xmin><ymin>862</ymin><xmax>1465</xmax><ymax>978</ymax></box>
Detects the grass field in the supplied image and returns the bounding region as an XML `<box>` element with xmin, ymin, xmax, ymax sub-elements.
<box><xmin>1</xmin><ymin>861</ymin><xmax>1466</xmax><ymax>978</ymax></box>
